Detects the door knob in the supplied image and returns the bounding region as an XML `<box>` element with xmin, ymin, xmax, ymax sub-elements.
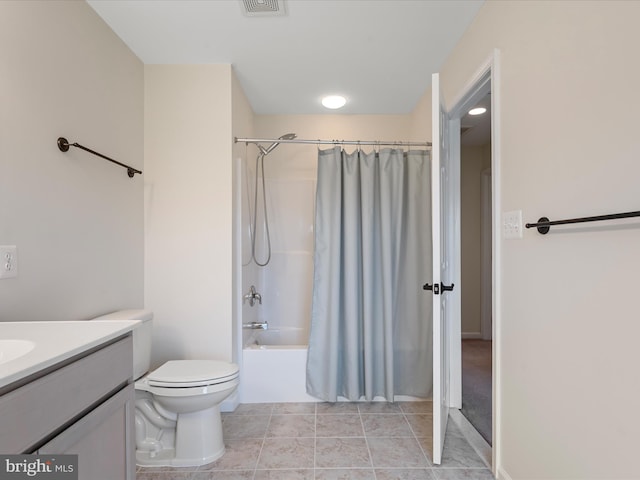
<box><xmin>441</xmin><ymin>283</ymin><xmax>454</xmax><ymax>293</ymax></box>
<box><xmin>423</xmin><ymin>282</ymin><xmax>454</xmax><ymax>295</ymax></box>
<box><xmin>423</xmin><ymin>283</ymin><xmax>440</xmax><ymax>294</ymax></box>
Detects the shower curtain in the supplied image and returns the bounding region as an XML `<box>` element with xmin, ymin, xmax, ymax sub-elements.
<box><xmin>306</xmin><ymin>146</ymin><xmax>432</xmax><ymax>402</ymax></box>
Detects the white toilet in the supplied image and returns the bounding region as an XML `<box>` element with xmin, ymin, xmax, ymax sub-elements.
<box><xmin>92</xmin><ymin>309</ymin><xmax>239</xmax><ymax>467</ymax></box>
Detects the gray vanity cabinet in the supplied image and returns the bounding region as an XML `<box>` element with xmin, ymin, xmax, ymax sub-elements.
<box><xmin>38</xmin><ymin>384</ymin><xmax>134</xmax><ymax>480</ymax></box>
<box><xmin>0</xmin><ymin>334</ymin><xmax>135</xmax><ymax>480</ymax></box>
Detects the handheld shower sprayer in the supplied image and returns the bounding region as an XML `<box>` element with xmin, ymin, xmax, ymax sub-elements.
<box><xmin>248</xmin><ymin>132</ymin><xmax>297</xmax><ymax>267</ymax></box>
<box><xmin>260</xmin><ymin>133</ymin><xmax>297</xmax><ymax>156</ymax></box>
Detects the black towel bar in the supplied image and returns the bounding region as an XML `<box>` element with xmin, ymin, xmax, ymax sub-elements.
<box><xmin>525</xmin><ymin>210</ymin><xmax>640</xmax><ymax>234</ymax></box>
<box><xmin>57</xmin><ymin>137</ymin><xmax>142</xmax><ymax>178</ymax></box>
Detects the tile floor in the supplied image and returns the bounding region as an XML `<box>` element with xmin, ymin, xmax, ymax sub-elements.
<box><xmin>136</xmin><ymin>402</ymin><xmax>493</xmax><ymax>480</ymax></box>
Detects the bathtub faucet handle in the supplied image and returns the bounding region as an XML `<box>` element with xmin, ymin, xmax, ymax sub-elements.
<box><xmin>243</xmin><ymin>285</ymin><xmax>262</xmax><ymax>307</ymax></box>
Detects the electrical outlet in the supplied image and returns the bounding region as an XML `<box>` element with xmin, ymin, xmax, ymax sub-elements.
<box><xmin>502</xmin><ymin>211</ymin><xmax>523</xmax><ymax>239</ymax></box>
<box><xmin>0</xmin><ymin>245</ymin><xmax>18</xmax><ymax>279</ymax></box>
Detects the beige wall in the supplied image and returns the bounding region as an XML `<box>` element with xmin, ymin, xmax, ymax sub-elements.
<box><xmin>0</xmin><ymin>1</ymin><xmax>143</xmax><ymax>321</ymax></box>
<box><xmin>255</xmin><ymin>114</ymin><xmax>414</xmax><ymax>155</ymax></box>
<box><xmin>438</xmin><ymin>1</ymin><xmax>640</xmax><ymax>478</ymax></box>
<box><xmin>144</xmin><ymin>65</ymin><xmax>234</xmax><ymax>367</ymax></box>
<box><xmin>410</xmin><ymin>86</ymin><xmax>433</xmax><ymax>142</ymax></box>
<box><xmin>460</xmin><ymin>145</ymin><xmax>485</xmax><ymax>335</ymax></box>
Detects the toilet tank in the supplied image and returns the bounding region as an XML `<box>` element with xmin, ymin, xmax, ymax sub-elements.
<box><xmin>91</xmin><ymin>309</ymin><xmax>153</xmax><ymax>380</ymax></box>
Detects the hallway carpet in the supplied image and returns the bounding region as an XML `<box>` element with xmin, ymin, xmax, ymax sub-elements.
<box><xmin>461</xmin><ymin>340</ymin><xmax>492</xmax><ymax>445</ymax></box>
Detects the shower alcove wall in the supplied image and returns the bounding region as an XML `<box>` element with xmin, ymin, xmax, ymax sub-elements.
<box><xmin>239</xmin><ymin>134</ymin><xmax>317</xmax><ymax>403</ymax></box>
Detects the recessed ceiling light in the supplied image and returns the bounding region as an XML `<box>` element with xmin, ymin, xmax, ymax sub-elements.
<box><xmin>322</xmin><ymin>95</ymin><xmax>347</xmax><ymax>109</ymax></box>
<box><xmin>468</xmin><ymin>107</ymin><xmax>487</xmax><ymax>116</ymax></box>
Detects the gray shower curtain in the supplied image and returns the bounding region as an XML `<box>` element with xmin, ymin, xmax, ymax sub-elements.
<box><xmin>306</xmin><ymin>146</ymin><xmax>432</xmax><ymax>402</ymax></box>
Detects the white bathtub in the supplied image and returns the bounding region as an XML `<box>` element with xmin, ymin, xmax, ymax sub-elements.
<box><xmin>241</xmin><ymin>327</ymin><xmax>318</xmax><ymax>403</ymax></box>
<box><xmin>244</xmin><ymin>326</ymin><xmax>307</xmax><ymax>348</ymax></box>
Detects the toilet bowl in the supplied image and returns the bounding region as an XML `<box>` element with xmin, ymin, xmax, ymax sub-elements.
<box><xmin>91</xmin><ymin>310</ymin><xmax>239</xmax><ymax>467</ymax></box>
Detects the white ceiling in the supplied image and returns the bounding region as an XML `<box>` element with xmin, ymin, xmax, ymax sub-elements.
<box><xmin>460</xmin><ymin>92</ymin><xmax>491</xmax><ymax>146</ymax></box>
<box><xmin>87</xmin><ymin>0</ymin><xmax>484</xmax><ymax>115</ymax></box>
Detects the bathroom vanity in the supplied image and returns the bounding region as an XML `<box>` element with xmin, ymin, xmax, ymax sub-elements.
<box><xmin>0</xmin><ymin>321</ymin><xmax>139</xmax><ymax>480</ymax></box>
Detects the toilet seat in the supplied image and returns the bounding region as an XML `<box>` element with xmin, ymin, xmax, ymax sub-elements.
<box><xmin>146</xmin><ymin>360</ymin><xmax>239</xmax><ymax>388</ymax></box>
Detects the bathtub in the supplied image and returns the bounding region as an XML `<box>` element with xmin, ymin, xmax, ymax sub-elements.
<box><xmin>241</xmin><ymin>327</ymin><xmax>318</xmax><ymax>403</ymax></box>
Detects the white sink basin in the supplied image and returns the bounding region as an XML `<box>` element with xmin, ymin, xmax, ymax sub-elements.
<box><xmin>0</xmin><ymin>339</ymin><xmax>35</xmax><ymax>365</ymax></box>
<box><xmin>0</xmin><ymin>321</ymin><xmax>139</xmax><ymax>389</ymax></box>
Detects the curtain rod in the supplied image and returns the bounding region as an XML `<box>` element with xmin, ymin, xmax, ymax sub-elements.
<box><xmin>234</xmin><ymin>137</ymin><xmax>432</xmax><ymax>147</ymax></box>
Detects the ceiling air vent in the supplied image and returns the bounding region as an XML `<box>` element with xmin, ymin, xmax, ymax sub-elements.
<box><xmin>240</xmin><ymin>0</ymin><xmax>287</xmax><ymax>17</ymax></box>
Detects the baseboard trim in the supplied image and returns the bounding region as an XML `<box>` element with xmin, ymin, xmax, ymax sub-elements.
<box><xmin>449</xmin><ymin>409</ymin><xmax>491</xmax><ymax>469</ymax></box>
<box><xmin>497</xmin><ymin>467</ymin><xmax>514</xmax><ymax>480</ymax></box>
<box><xmin>462</xmin><ymin>332</ymin><xmax>483</xmax><ymax>339</ymax></box>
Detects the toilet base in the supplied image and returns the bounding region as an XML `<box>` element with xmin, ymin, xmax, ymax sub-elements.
<box><xmin>135</xmin><ymin>403</ymin><xmax>226</xmax><ymax>467</ymax></box>
<box><xmin>136</xmin><ymin>446</ymin><xmax>225</xmax><ymax>468</ymax></box>
<box><xmin>134</xmin><ymin>366</ymin><xmax>239</xmax><ymax>468</ymax></box>
<box><xmin>136</xmin><ymin>448</ymin><xmax>176</xmax><ymax>467</ymax></box>
<box><xmin>174</xmin><ymin>405</ymin><xmax>226</xmax><ymax>466</ymax></box>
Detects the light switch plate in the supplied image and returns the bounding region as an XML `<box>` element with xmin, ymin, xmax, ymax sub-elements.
<box><xmin>503</xmin><ymin>211</ymin><xmax>523</xmax><ymax>239</ymax></box>
<box><xmin>0</xmin><ymin>245</ymin><xmax>18</xmax><ymax>279</ymax></box>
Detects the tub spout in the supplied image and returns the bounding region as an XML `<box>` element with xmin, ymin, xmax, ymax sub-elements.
<box><xmin>242</xmin><ymin>322</ymin><xmax>268</xmax><ymax>330</ymax></box>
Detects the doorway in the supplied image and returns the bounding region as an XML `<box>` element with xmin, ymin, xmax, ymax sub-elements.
<box><xmin>444</xmin><ymin>50</ymin><xmax>501</xmax><ymax>473</ymax></box>
<box><xmin>460</xmin><ymin>95</ymin><xmax>492</xmax><ymax>445</ymax></box>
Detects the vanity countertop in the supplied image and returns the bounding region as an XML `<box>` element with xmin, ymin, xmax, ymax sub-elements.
<box><xmin>0</xmin><ymin>320</ymin><xmax>139</xmax><ymax>389</ymax></box>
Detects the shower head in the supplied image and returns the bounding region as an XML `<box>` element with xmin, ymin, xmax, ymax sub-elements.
<box><xmin>261</xmin><ymin>133</ymin><xmax>297</xmax><ymax>155</ymax></box>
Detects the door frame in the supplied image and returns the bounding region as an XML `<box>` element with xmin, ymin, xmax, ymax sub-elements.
<box><xmin>446</xmin><ymin>48</ymin><xmax>501</xmax><ymax>473</ymax></box>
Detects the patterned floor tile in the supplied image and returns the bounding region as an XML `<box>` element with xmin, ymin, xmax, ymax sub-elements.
<box><xmin>315</xmin><ymin>468</ymin><xmax>376</xmax><ymax>479</ymax></box>
<box><xmin>317</xmin><ymin>402</ymin><xmax>360</xmax><ymax>414</ymax></box>
<box><xmin>257</xmin><ymin>437</ymin><xmax>315</xmax><ymax>469</ymax></box>
<box><xmin>367</xmin><ymin>437</ymin><xmax>430</xmax><ymax>469</ymax></box>
<box><xmin>315</xmin><ymin>437</ymin><xmax>372</xmax><ymax>468</ymax></box>
<box><xmin>357</xmin><ymin>402</ymin><xmax>402</xmax><ymax>414</ymax></box>
<box><xmin>399</xmin><ymin>402</ymin><xmax>433</xmax><ymax>414</ymax></box>
<box><xmin>198</xmin><ymin>438</ymin><xmax>262</xmax><ymax>471</ymax></box>
<box><xmin>316</xmin><ymin>414</ymin><xmax>364</xmax><ymax>437</ymax></box>
<box><xmin>273</xmin><ymin>403</ymin><xmax>317</xmax><ymax>414</ymax></box>
<box><xmin>361</xmin><ymin>413</ymin><xmax>413</xmax><ymax>437</ymax></box>
<box><xmin>191</xmin><ymin>471</ymin><xmax>254</xmax><ymax>480</ymax></box>
<box><xmin>253</xmin><ymin>469</ymin><xmax>315</xmax><ymax>479</ymax></box>
<box><xmin>375</xmin><ymin>469</ymin><xmax>436</xmax><ymax>480</ymax></box>
<box><xmin>406</xmin><ymin>414</ymin><xmax>434</xmax><ymax>438</ymax></box>
<box><xmin>432</xmin><ymin>468</ymin><xmax>494</xmax><ymax>480</ymax></box>
<box><xmin>223</xmin><ymin>414</ymin><xmax>270</xmax><ymax>438</ymax></box>
<box><xmin>136</xmin><ymin>402</ymin><xmax>491</xmax><ymax>480</ymax></box>
<box><xmin>231</xmin><ymin>403</ymin><xmax>274</xmax><ymax>415</ymax></box>
<box><xmin>266</xmin><ymin>414</ymin><xmax>316</xmax><ymax>437</ymax></box>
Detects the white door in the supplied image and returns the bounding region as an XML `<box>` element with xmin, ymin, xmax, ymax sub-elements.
<box><xmin>430</xmin><ymin>72</ymin><xmax>453</xmax><ymax>465</ymax></box>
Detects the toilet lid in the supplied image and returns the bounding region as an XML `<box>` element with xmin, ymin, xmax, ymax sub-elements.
<box><xmin>147</xmin><ymin>360</ymin><xmax>239</xmax><ymax>388</ymax></box>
